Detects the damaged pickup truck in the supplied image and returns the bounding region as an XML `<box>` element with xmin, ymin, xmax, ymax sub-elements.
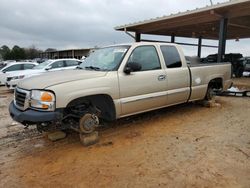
<box><xmin>9</xmin><ymin>42</ymin><xmax>232</xmax><ymax>139</ymax></box>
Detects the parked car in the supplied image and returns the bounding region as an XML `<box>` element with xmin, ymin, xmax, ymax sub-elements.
<box><xmin>9</xmin><ymin>42</ymin><xmax>232</xmax><ymax>143</ymax></box>
<box><xmin>202</xmin><ymin>53</ymin><xmax>245</xmax><ymax>77</ymax></box>
<box><xmin>0</xmin><ymin>62</ymin><xmax>38</xmax><ymax>86</ymax></box>
<box><xmin>5</xmin><ymin>58</ymin><xmax>82</xmax><ymax>89</ymax></box>
<box><xmin>243</xmin><ymin>57</ymin><xmax>250</xmax><ymax>72</ymax></box>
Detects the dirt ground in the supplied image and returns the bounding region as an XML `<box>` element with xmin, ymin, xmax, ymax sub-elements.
<box><xmin>0</xmin><ymin>78</ymin><xmax>250</xmax><ymax>188</ymax></box>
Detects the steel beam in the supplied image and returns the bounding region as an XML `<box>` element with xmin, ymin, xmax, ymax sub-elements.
<box><xmin>171</xmin><ymin>34</ymin><xmax>175</xmax><ymax>43</ymax></box>
<box><xmin>218</xmin><ymin>18</ymin><xmax>228</xmax><ymax>62</ymax></box>
<box><xmin>198</xmin><ymin>36</ymin><xmax>202</xmax><ymax>57</ymax></box>
<box><xmin>135</xmin><ymin>32</ymin><xmax>141</xmax><ymax>42</ymax></box>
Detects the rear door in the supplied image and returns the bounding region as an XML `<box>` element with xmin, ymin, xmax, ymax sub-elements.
<box><xmin>160</xmin><ymin>45</ymin><xmax>190</xmax><ymax>105</ymax></box>
<box><xmin>49</xmin><ymin>60</ymin><xmax>65</xmax><ymax>71</ymax></box>
<box><xmin>118</xmin><ymin>45</ymin><xmax>168</xmax><ymax>116</ymax></box>
<box><xmin>23</xmin><ymin>64</ymin><xmax>36</xmax><ymax>70</ymax></box>
<box><xmin>64</xmin><ymin>60</ymin><xmax>81</xmax><ymax>70</ymax></box>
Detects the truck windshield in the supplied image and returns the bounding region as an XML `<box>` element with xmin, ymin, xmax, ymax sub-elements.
<box><xmin>79</xmin><ymin>45</ymin><xmax>130</xmax><ymax>71</ymax></box>
<box><xmin>33</xmin><ymin>60</ymin><xmax>52</xmax><ymax>69</ymax></box>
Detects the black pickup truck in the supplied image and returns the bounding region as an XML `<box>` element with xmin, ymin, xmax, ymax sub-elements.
<box><xmin>202</xmin><ymin>53</ymin><xmax>245</xmax><ymax>77</ymax></box>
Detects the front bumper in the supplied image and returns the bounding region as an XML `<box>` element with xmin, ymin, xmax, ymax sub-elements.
<box><xmin>9</xmin><ymin>101</ymin><xmax>63</xmax><ymax>125</ymax></box>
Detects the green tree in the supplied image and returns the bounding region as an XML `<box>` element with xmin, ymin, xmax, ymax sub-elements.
<box><xmin>10</xmin><ymin>45</ymin><xmax>26</xmax><ymax>60</ymax></box>
<box><xmin>25</xmin><ymin>45</ymin><xmax>43</xmax><ymax>59</ymax></box>
<box><xmin>0</xmin><ymin>45</ymin><xmax>11</xmax><ymax>60</ymax></box>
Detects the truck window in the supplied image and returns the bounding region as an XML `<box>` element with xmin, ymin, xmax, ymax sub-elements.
<box><xmin>127</xmin><ymin>46</ymin><xmax>161</xmax><ymax>71</ymax></box>
<box><xmin>160</xmin><ymin>46</ymin><xmax>182</xmax><ymax>68</ymax></box>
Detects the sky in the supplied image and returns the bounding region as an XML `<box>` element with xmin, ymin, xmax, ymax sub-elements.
<box><xmin>0</xmin><ymin>0</ymin><xmax>249</xmax><ymax>57</ymax></box>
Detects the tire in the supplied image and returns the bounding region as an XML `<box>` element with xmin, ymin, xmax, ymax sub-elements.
<box><xmin>235</xmin><ymin>67</ymin><xmax>244</xmax><ymax>78</ymax></box>
<box><xmin>205</xmin><ymin>86</ymin><xmax>215</xmax><ymax>101</ymax></box>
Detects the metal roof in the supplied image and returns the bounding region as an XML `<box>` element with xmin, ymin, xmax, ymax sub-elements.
<box><xmin>115</xmin><ymin>0</ymin><xmax>250</xmax><ymax>40</ymax></box>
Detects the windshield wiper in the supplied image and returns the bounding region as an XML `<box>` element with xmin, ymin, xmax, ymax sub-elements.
<box><xmin>84</xmin><ymin>66</ymin><xmax>101</xmax><ymax>71</ymax></box>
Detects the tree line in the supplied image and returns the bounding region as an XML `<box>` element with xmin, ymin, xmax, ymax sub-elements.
<box><xmin>0</xmin><ymin>45</ymin><xmax>56</xmax><ymax>61</ymax></box>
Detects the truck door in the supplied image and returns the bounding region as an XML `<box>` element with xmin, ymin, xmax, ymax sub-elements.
<box><xmin>160</xmin><ymin>45</ymin><xmax>190</xmax><ymax>105</ymax></box>
<box><xmin>118</xmin><ymin>45</ymin><xmax>168</xmax><ymax>116</ymax></box>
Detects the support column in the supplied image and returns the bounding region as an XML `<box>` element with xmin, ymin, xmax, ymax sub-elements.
<box><xmin>135</xmin><ymin>32</ymin><xmax>141</xmax><ymax>42</ymax></box>
<box><xmin>218</xmin><ymin>18</ymin><xmax>228</xmax><ymax>62</ymax></box>
<box><xmin>198</xmin><ymin>36</ymin><xmax>202</xmax><ymax>57</ymax></box>
<box><xmin>171</xmin><ymin>34</ymin><xmax>175</xmax><ymax>43</ymax></box>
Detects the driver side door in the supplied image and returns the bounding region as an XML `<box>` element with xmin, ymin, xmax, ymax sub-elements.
<box><xmin>118</xmin><ymin>45</ymin><xmax>168</xmax><ymax>116</ymax></box>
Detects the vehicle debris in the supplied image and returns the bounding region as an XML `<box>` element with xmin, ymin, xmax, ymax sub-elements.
<box><xmin>216</xmin><ymin>86</ymin><xmax>250</xmax><ymax>97</ymax></box>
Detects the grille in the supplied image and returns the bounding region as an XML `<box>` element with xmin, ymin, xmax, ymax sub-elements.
<box><xmin>15</xmin><ymin>88</ymin><xmax>29</xmax><ymax>110</ymax></box>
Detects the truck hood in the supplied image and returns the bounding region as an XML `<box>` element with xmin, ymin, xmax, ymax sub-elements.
<box><xmin>18</xmin><ymin>69</ymin><xmax>108</xmax><ymax>90</ymax></box>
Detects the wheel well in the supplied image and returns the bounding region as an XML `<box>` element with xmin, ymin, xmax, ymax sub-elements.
<box><xmin>66</xmin><ymin>94</ymin><xmax>116</xmax><ymax>121</ymax></box>
<box><xmin>208</xmin><ymin>77</ymin><xmax>223</xmax><ymax>90</ymax></box>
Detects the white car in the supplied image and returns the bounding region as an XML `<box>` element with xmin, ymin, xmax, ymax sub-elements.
<box><xmin>5</xmin><ymin>59</ymin><xmax>82</xmax><ymax>89</ymax></box>
<box><xmin>0</xmin><ymin>62</ymin><xmax>38</xmax><ymax>86</ymax></box>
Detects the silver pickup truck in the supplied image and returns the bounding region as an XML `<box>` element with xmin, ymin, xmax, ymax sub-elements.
<box><xmin>9</xmin><ymin>42</ymin><xmax>232</xmax><ymax>135</ymax></box>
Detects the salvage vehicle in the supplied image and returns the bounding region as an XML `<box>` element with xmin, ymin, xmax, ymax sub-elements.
<box><xmin>9</xmin><ymin>42</ymin><xmax>232</xmax><ymax>142</ymax></box>
<box><xmin>202</xmin><ymin>53</ymin><xmax>245</xmax><ymax>78</ymax></box>
<box><xmin>243</xmin><ymin>57</ymin><xmax>250</xmax><ymax>72</ymax></box>
<box><xmin>5</xmin><ymin>59</ymin><xmax>82</xmax><ymax>89</ymax></box>
<box><xmin>0</xmin><ymin>62</ymin><xmax>38</xmax><ymax>86</ymax></box>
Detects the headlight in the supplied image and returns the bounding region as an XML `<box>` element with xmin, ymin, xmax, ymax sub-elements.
<box><xmin>11</xmin><ymin>75</ymin><xmax>25</xmax><ymax>80</ymax></box>
<box><xmin>30</xmin><ymin>90</ymin><xmax>55</xmax><ymax>111</ymax></box>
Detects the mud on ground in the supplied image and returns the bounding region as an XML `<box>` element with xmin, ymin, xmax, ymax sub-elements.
<box><xmin>0</xmin><ymin>78</ymin><xmax>250</xmax><ymax>188</ymax></box>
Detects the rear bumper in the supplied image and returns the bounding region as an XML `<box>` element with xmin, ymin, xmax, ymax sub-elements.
<box><xmin>9</xmin><ymin>101</ymin><xmax>63</xmax><ymax>125</ymax></box>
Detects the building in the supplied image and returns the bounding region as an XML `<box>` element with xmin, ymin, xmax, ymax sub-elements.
<box><xmin>39</xmin><ymin>48</ymin><xmax>94</xmax><ymax>59</ymax></box>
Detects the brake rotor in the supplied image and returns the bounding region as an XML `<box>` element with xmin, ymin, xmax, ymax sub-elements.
<box><xmin>79</xmin><ymin>113</ymin><xmax>99</xmax><ymax>134</ymax></box>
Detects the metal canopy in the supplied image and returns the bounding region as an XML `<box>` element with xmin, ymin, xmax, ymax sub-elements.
<box><xmin>115</xmin><ymin>0</ymin><xmax>250</xmax><ymax>40</ymax></box>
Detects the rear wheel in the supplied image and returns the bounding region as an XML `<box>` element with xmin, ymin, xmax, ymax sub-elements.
<box><xmin>205</xmin><ymin>86</ymin><xmax>215</xmax><ymax>101</ymax></box>
<box><xmin>234</xmin><ymin>67</ymin><xmax>244</xmax><ymax>78</ymax></box>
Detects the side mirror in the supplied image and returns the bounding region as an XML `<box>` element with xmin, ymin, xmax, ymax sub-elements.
<box><xmin>124</xmin><ymin>62</ymin><xmax>141</xmax><ymax>74</ymax></box>
<box><xmin>45</xmin><ymin>66</ymin><xmax>52</xmax><ymax>71</ymax></box>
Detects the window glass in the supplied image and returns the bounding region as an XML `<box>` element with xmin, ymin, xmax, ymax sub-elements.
<box><xmin>160</xmin><ymin>46</ymin><xmax>182</xmax><ymax>68</ymax></box>
<box><xmin>33</xmin><ymin>60</ymin><xmax>52</xmax><ymax>69</ymax></box>
<box><xmin>79</xmin><ymin>46</ymin><xmax>130</xmax><ymax>71</ymax></box>
<box><xmin>3</xmin><ymin>64</ymin><xmax>22</xmax><ymax>72</ymax></box>
<box><xmin>65</xmin><ymin>60</ymin><xmax>80</xmax><ymax>67</ymax></box>
<box><xmin>127</xmin><ymin>46</ymin><xmax>161</xmax><ymax>71</ymax></box>
<box><xmin>24</xmin><ymin>64</ymin><xmax>35</xmax><ymax>69</ymax></box>
<box><xmin>51</xmin><ymin>61</ymin><xmax>65</xmax><ymax>69</ymax></box>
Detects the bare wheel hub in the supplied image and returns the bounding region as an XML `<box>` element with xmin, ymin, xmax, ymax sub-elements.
<box><xmin>79</xmin><ymin>113</ymin><xmax>99</xmax><ymax>133</ymax></box>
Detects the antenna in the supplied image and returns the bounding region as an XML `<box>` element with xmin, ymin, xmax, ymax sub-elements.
<box><xmin>210</xmin><ymin>0</ymin><xmax>213</xmax><ymax>5</ymax></box>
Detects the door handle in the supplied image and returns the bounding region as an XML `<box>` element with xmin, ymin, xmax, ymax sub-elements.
<box><xmin>158</xmin><ymin>75</ymin><xmax>166</xmax><ymax>81</ymax></box>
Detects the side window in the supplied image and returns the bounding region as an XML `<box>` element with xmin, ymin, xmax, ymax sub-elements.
<box><xmin>160</xmin><ymin>46</ymin><xmax>182</xmax><ymax>68</ymax></box>
<box><xmin>65</xmin><ymin>60</ymin><xmax>80</xmax><ymax>67</ymax></box>
<box><xmin>127</xmin><ymin>46</ymin><xmax>161</xmax><ymax>71</ymax></box>
<box><xmin>24</xmin><ymin>64</ymin><xmax>35</xmax><ymax>70</ymax></box>
<box><xmin>51</xmin><ymin>61</ymin><xmax>65</xmax><ymax>69</ymax></box>
<box><xmin>3</xmin><ymin>64</ymin><xmax>22</xmax><ymax>72</ymax></box>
